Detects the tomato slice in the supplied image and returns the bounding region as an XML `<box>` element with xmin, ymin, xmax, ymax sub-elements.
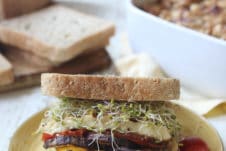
<box><xmin>42</xmin><ymin>133</ymin><xmax>55</xmax><ymax>141</ymax></box>
<box><xmin>59</xmin><ymin>129</ymin><xmax>87</xmax><ymax>137</ymax></box>
<box><xmin>42</xmin><ymin>129</ymin><xmax>87</xmax><ymax>141</ymax></box>
<box><xmin>179</xmin><ymin>137</ymin><xmax>209</xmax><ymax>151</ymax></box>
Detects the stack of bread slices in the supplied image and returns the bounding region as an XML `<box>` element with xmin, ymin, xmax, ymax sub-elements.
<box><xmin>0</xmin><ymin>0</ymin><xmax>115</xmax><ymax>92</ymax></box>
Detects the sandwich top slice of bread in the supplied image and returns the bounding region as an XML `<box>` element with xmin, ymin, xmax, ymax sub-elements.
<box><xmin>41</xmin><ymin>73</ymin><xmax>180</xmax><ymax>101</ymax></box>
<box><xmin>0</xmin><ymin>4</ymin><xmax>115</xmax><ymax>63</ymax></box>
<box><xmin>0</xmin><ymin>0</ymin><xmax>50</xmax><ymax>19</ymax></box>
<box><xmin>0</xmin><ymin>53</ymin><xmax>14</xmax><ymax>85</ymax></box>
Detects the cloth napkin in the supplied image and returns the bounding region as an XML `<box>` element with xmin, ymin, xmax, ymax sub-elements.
<box><xmin>109</xmin><ymin>33</ymin><xmax>226</xmax><ymax>117</ymax></box>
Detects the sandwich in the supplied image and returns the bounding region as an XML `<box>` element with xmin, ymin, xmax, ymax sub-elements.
<box><xmin>37</xmin><ymin>73</ymin><xmax>182</xmax><ymax>151</ymax></box>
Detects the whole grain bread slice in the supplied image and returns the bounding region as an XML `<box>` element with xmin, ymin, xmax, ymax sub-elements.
<box><xmin>0</xmin><ymin>4</ymin><xmax>115</xmax><ymax>64</ymax></box>
<box><xmin>41</xmin><ymin>74</ymin><xmax>180</xmax><ymax>101</ymax></box>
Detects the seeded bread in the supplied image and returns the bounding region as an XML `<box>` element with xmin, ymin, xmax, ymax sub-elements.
<box><xmin>0</xmin><ymin>53</ymin><xmax>14</xmax><ymax>86</ymax></box>
<box><xmin>0</xmin><ymin>0</ymin><xmax>50</xmax><ymax>19</ymax></box>
<box><xmin>0</xmin><ymin>5</ymin><xmax>115</xmax><ymax>63</ymax></box>
<box><xmin>41</xmin><ymin>74</ymin><xmax>180</xmax><ymax>101</ymax></box>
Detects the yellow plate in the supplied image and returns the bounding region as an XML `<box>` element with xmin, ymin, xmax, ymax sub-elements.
<box><xmin>9</xmin><ymin>103</ymin><xmax>224</xmax><ymax>151</ymax></box>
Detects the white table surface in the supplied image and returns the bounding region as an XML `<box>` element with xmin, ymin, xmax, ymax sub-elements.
<box><xmin>0</xmin><ymin>1</ymin><xmax>225</xmax><ymax>151</ymax></box>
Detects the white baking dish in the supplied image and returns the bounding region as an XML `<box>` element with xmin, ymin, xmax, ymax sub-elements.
<box><xmin>127</xmin><ymin>0</ymin><xmax>226</xmax><ymax>98</ymax></box>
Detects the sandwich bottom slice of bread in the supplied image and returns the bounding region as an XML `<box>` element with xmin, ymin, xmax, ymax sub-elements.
<box><xmin>37</xmin><ymin>73</ymin><xmax>181</xmax><ymax>151</ymax></box>
<box><xmin>0</xmin><ymin>47</ymin><xmax>111</xmax><ymax>93</ymax></box>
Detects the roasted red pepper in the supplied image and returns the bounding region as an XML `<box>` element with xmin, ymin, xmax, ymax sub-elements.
<box><xmin>42</xmin><ymin>129</ymin><xmax>87</xmax><ymax>141</ymax></box>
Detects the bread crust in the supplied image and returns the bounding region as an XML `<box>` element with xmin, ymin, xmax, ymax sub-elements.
<box><xmin>41</xmin><ymin>74</ymin><xmax>180</xmax><ymax>101</ymax></box>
